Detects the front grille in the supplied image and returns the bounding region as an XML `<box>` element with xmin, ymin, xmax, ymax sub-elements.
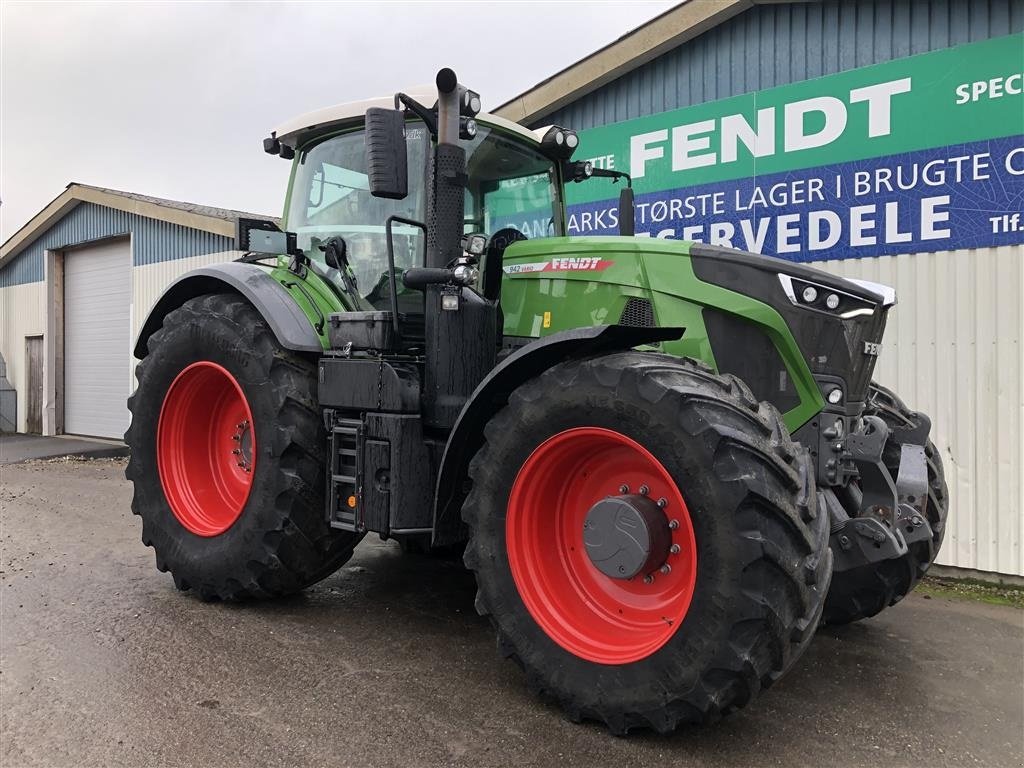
<box><xmin>619</xmin><ymin>297</ymin><xmax>656</xmax><ymax>327</ymax></box>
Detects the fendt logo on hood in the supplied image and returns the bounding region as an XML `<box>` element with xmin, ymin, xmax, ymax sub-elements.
<box><xmin>504</xmin><ymin>258</ymin><xmax>614</xmax><ymax>275</ymax></box>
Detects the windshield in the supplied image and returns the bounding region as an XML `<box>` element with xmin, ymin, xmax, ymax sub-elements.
<box><xmin>286</xmin><ymin>125</ymin><xmax>428</xmax><ymax>298</ymax></box>
<box><xmin>463</xmin><ymin>124</ymin><xmax>561</xmax><ymax>240</ymax></box>
<box><xmin>285</xmin><ymin>122</ymin><xmax>559</xmax><ymax>302</ymax></box>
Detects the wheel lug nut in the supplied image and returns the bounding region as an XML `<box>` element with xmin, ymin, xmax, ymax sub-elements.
<box><xmin>232</xmin><ymin>435</ymin><xmax>241</xmax><ymax>441</ymax></box>
<box><xmin>619</xmin><ymin>484</ymin><xmax>629</xmax><ymax>494</ymax></box>
<box><xmin>668</xmin><ymin>519</ymin><xmax>679</xmax><ymax>530</ymax></box>
<box><xmin>670</xmin><ymin>544</ymin><xmax>681</xmax><ymax>555</ymax></box>
<box><xmin>232</xmin><ymin>449</ymin><xmax>241</xmax><ymax>455</ymax></box>
<box><xmin>639</xmin><ymin>484</ymin><xmax>649</xmax><ymax>496</ymax></box>
<box><xmin>643</xmin><ymin>574</ymin><xmax>654</xmax><ymax>585</ymax></box>
<box><xmin>660</xmin><ymin>563</ymin><xmax>672</xmax><ymax>574</ymax></box>
<box><xmin>657</xmin><ymin>497</ymin><xmax>668</xmax><ymax>508</ymax></box>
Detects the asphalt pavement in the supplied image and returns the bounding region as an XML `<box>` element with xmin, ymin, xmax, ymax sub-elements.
<box><xmin>1</xmin><ymin>458</ymin><xmax>1022</xmax><ymax>768</ymax></box>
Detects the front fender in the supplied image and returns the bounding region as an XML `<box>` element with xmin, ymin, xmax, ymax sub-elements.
<box><xmin>133</xmin><ymin>262</ymin><xmax>323</xmax><ymax>358</ymax></box>
<box><xmin>431</xmin><ymin>324</ymin><xmax>684</xmax><ymax>545</ymax></box>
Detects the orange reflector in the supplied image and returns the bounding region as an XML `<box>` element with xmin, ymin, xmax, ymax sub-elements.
<box><xmin>347</xmin><ymin>495</ymin><xmax>357</xmax><ymax>508</ymax></box>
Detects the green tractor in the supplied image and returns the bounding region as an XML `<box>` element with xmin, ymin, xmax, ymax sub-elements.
<box><xmin>126</xmin><ymin>69</ymin><xmax>947</xmax><ymax>733</ymax></box>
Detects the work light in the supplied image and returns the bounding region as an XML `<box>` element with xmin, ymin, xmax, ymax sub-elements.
<box><xmin>461</xmin><ymin>89</ymin><xmax>481</xmax><ymax>117</ymax></box>
<box><xmin>540</xmin><ymin>126</ymin><xmax>579</xmax><ymax>159</ymax></box>
<box><xmin>460</xmin><ymin>117</ymin><xmax>478</xmax><ymax>140</ymax></box>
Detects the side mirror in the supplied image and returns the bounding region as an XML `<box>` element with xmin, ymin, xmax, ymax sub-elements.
<box><xmin>618</xmin><ymin>186</ymin><xmax>635</xmax><ymax>237</ymax></box>
<box><xmin>365</xmin><ymin>108</ymin><xmax>408</xmax><ymax>200</ymax></box>
<box><xmin>564</xmin><ymin>161</ymin><xmax>635</xmax><ymax>236</ymax></box>
<box><xmin>236</xmin><ymin>217</ymin><xmax>297</xmax><ymax>255</ymax></box>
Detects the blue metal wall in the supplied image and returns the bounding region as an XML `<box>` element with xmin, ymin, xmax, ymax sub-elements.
<box><xmin>539</xmin><ymin>0</ymin><xmax>1024</xmax><ymax>131</ymax></box>
<box><xmin>0</xmin><ymin>202</ymin><xmax>235</xmax><ymax>287</ymax></box>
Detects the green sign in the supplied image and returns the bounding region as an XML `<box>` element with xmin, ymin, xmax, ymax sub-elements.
<box><xmin>565</xmin><ymin>32</ymin><xmax>1024</xmax><ymax>259</ymax></box>
<box><xmin>571</xmin><ymin>33</ymin><xmax>1024</xmax><ymax>203</ymax></box>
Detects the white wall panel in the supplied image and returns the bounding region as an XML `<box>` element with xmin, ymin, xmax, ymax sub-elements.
<box><xmin>129</xmin><ymin>250</ymin><xmax>241</xmax><ymax>402</ymax></box>
<box><xmin>131</xmin><ymin>250</ymin><xmax>240</xmax><ymax>354</ymax></box>
<box><xmin>0</xmin><ymin>282</ymin><xmax>46</xmax><ymax>433</ymax></box>
<box><xmin>812</xmin><ymin>245</ymin><xmax>1023</xmax><ymax>577</ymax></box>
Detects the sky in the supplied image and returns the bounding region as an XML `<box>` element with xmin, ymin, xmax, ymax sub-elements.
<box><xmin>0</xmin><ymin>0</ymin><xmax>677</xmax><ymax>240</ymax></box>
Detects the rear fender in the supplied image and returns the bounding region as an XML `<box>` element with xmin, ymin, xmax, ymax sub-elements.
<box><xmin>431</xmin><ymin>324</ymin><xmax>684</xmax><ymax>545</ymax></box>
<box><xmin>133</xmin><ymin>262</ymin><xmax>323</xmax><ymax>358</ymax></box>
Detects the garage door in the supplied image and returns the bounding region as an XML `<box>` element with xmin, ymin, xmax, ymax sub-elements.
<box><xmin>64</xmin><ymin>239</ymin><xmax>131</xmax><ymax>438</ymax></box>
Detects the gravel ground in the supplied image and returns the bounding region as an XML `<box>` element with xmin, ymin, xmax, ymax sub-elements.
<box><xmin>2</xmin><ymin>458</ymin><xmax>1022</xmax><ymax>768</ymax></box>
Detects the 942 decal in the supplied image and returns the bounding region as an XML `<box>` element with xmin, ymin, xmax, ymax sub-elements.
<box><xmin>504</xmin><ymin>257</ymin><xmax>614</xmax><ymax>275</ymax></box>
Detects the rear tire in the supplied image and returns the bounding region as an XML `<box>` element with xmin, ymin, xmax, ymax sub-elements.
<box><xmin>125</xmin><ymin>293</ymin><xmax>363</xmax><ymax>600</ymax></box>
<box><xmin>462</xmin><ymin>352</ymin><xmax>832</xmax><ymax>733</ymax></box>
<box><xmin>823</xmin><ymin>382</ymin><xmax>948</xmax><ymax>625</ymax></box>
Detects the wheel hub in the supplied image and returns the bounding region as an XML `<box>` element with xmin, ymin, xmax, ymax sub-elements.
<box><xmin>505</xmin><ymin>426</ymin><xmax>698</xmax><ymax>665</ymax></box>
<box><xmin>583</xmin><ymin>494</ymin><xmax>671</xmax><ymax>580</ymax></box>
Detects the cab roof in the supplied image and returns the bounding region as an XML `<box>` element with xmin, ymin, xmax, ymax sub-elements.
<box><xmin>273</xmin><ymin>90</ymin><xmax>543</xmax><ymax>151</ymax></box>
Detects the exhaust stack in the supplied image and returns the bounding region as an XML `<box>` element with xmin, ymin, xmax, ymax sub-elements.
<box><xmin>422</xmin><ymin>69</ymin><xmax>497</xmax><ymax>430</ymax></box>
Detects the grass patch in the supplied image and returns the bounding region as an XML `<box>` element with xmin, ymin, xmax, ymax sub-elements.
<box><xmin>916</xmin><ymin>575</ymin><xmax>1024</xmax><ymax>608</ymax></box>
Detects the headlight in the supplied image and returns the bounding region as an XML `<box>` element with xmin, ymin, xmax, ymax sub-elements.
<box><xmin>778</xmin><ymin>274</ymin><xmax>878</xmax><ymax>318</ymax></box>
<box><xmin>453</xmin><ymin>263</ymin><xmax>478</xmax><ymax>285</ymax></box>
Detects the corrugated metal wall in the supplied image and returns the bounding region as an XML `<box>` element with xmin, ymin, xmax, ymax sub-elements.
<box><xmin>0</xmin><ymin>202</ymin><xmax>234</xmax><ymax>288</ymax></box>
<box><xmin>813</xmin><ymin>246</ymin><xmax>1023</xmax><ymax>577</ymax></box>
<box><xmin>540</xmin><ymin>0</ymin><xmax>1024</xmax><ymax>131</ymax></box>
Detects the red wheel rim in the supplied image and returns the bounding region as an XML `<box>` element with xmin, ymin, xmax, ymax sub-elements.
<box><xmin>506</xmin><ymin>427</ymin><xmax>697</xmax><ymax>665</ymax></box>
<box><xmin>157</xmin><ymin>361</ymin><xmax>256</xmax><ymax>537</ymax></box>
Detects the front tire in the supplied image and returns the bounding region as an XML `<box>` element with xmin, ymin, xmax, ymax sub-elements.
<box><xmin>462</xmin><ymin>353</ymin><xmax>832</xmax><ymax>733</ymax></box>
<box><xmin>125</xmin><ymin>293</ymin><xmax>363</xmax><ymax>600</ymax></box>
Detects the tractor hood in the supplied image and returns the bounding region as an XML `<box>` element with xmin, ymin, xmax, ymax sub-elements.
<box><xmin>502</xmin><ymin>236</ymin><xmax>891</xmax><ymax>305</ymax></box>
<box><xmin>499</xmin><ymin>237</ymin><xmax>893</xmax><ymax>416</ymax></box>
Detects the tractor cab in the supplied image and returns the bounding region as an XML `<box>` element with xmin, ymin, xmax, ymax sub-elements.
<box><xmin>262</xmin><ymin>92</ymin><xmax>575</xmax><ymax>318</ymax></box>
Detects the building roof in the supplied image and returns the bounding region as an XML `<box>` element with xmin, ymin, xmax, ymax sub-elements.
<box><xmin>0</xmin><ymin>183</ymin><xmax>275</xmax><ymax>270</ymax></box>
<box><xmin>494</xmin><ymin>0</ymin><xmax>781</xmax><ymax>126</ymax></box>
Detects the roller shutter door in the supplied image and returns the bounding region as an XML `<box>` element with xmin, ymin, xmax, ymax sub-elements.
<box><xmin>64</xmin><ymin>239</ymin><xmax>131</xmax><ymax>438</ymax></box>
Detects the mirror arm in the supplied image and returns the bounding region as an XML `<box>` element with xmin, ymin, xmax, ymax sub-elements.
<box><xmin>591</xmin><ymin>167</ymin><xmax>633</xmax><ymax>187</ymax></box>
<box><xmin>395</xmin><ymin>93</ymin><xmax>437</xmax><ymax>136</ymax></box>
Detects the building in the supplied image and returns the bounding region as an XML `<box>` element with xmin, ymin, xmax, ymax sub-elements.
<box><xmin>496</xmin><ymin>0</ymin><xmax>1024</xmax><ymax>579</ymax></box>
<box><xmin>0</xmin><ymin>184</ymin><xmax>271</xmax><ymax>439</ymax></box>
